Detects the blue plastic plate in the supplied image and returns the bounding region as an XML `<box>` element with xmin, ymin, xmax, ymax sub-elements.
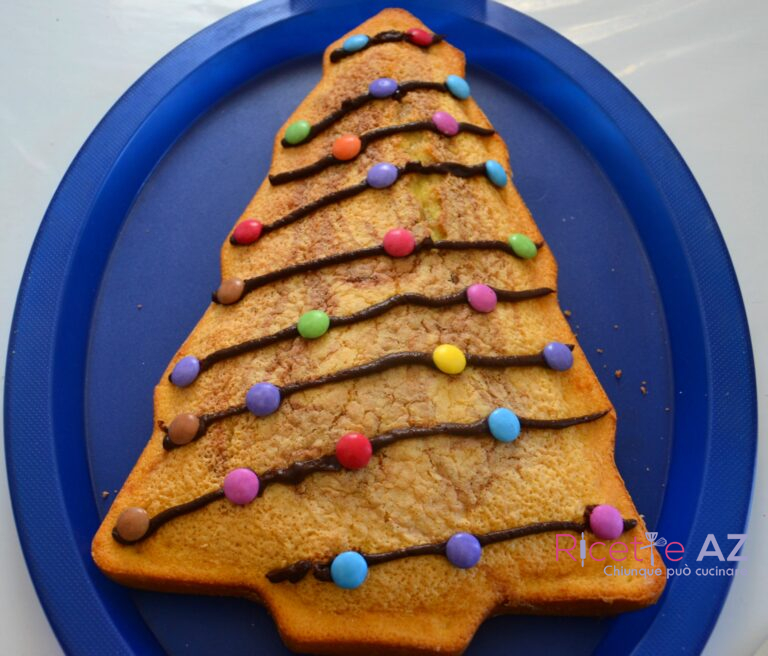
<box><xmin>4</xmin><ymin>1</ymin><xmax>756</xmax><ymax>654</ymax></box>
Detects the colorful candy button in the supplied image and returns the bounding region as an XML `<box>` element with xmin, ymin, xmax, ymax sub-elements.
<box><xmin>432</xmin><ymin>111</ymin><xmax>459</xmax><ymax>136</ymax></box>
<box><xmin>406</xmin><ymin>28</ymin><xmax>433</xmax><ymax>46</ymax></box>
<box><xmin>485</xmin><ymin>160</ymin><xmax>508</xmax><ymax>187</ymax></box>
<box><xmin>383</xmin><ymin>228</ymin><xmax>416</xmax><ymax>257</ymax></box>
<box><xmin>115</xmin><ymin>507</ymin><xmax>150</xmax><ymax>542</ymax></box>
<box><xmin>343</xmin><ymin>34</ymin><xmax>369</xmax><ymax>53</ymax></box>
<box><xmin>167</xmin><ymin>413</ymin><xmax>201</xmax><ymax>446</ymax></box>
<box><xmin>446</xmin><ymin>533</ymin><xmax>482</xmax><ymax>568</ymax></box>
<box><xmin>216</xmin><ymin>278</ymin><xmax>245</xmax><ymax>305</ymax></box>
<box><xmin>170</xmin><ymin>355</ymin><xmax>200</xmax><ymax>387</ymax></box>
<box><xmin>284</xmin><ymin>120</ymin><xmax>311</xmax><ymax>145</ymax></box>
<box><xmin>589</xmin><ymin>504</ymin><xmax>624</xmax><ymax>540</ymax></box>
<box><xmin>369</xmin><ymin>77</ymin><xmax>398</xmax><ymax>98</ymax></box>
<box><xmin>336</xmin><ymin>432</ymin><xmax>373</xmax><ymax>469</ymax></box>
<box><xmin>297</xmin><ymin>309</ymin><xmax>330</xmax><ymax>339</ymax></box>
<box><xmin>332</xmin><ymin>134</ymin><xmax>361</xmax><ymax>161</ymax></box>
<box><xmin>543</xmin><ymin>342</ymin><xmax>574</xmax><ymax>371</ymax></box>
<box><xmin>223</xmin><ymin>468</ymin><xmax>260</xmax><ymax>505</ymax></box>
<box><xmin>331</xmin><ymin>551</ymin><xmax>368</xmax><ymax>589</ymax></box>
<box><xmin>487</xmin><ymin>408</ymin><xmax>521</xmax><ymax>442</ymax></box>
<box><xmin>445</xmin><ymin>74</ymin><xmax>470</xmax><ymax>99</ymax></box>
<box><xmin>466</xmin><ymin>284</ymin><xmax>497</xmax><ymax>313</ymax></box>
<box><xmin>507</xmin><ymin>233</ymin><xmax>538</xmax><ymax>260</ymax></box>
<box><xmin>433</xmin><ymin>344</ymin><xmax>466</xmax><ymax>375</ymax></box>
<box><xmin>367</xmin><ymin>162</ymin><xmax>399</xmax><ymax>188</ymax></box>
<box><xmin>246</xmin><ymin>382</ymin><xmax>281</xmax><ymax>416</ymax></box>
<box><xmin>232</xmin><ymin>220</ymin><xmax>263</xmax><ymax>245</ymax></box>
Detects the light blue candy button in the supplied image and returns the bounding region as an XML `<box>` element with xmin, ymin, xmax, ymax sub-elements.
<box><xmin>445</xmin><ymin>74</ymin><xmax>471</xmax><ymax>99</ymax></box>
<box><xmin>343</xmin><ymin>34</ymin><xmax>369</xmax><ymax>52</ymax></box>
<box><xmin>485</xmin><ymin>160</ymin><xmax>508</xmax><ymax>187</ymax></box>
<box><xmin>330</xmin><ymin>551</ymin><xmax>368</xmax><ymax>589</ymax></box>
<box><xmin>488</xmin><ymin>408</ymin><xmax>521</xmax><ymax>442</ymax></box>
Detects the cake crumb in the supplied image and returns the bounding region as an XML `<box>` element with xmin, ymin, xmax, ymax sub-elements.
<box><xmin>614</xmin><ymin>369</ymin><xmax>623</xmax><ymax>380</ymax></box>
<box><xmin>136</xmin><ymin>304</ymin><xmax>143</xmax><ymax>310</ymax></box>
<box><xmin>101</xmin><ymin>491</ymin><xmax>110</xmax><ymax>499</ymax></box>
<box><xmin>640</xmin><ymin>385</ymin><xmax>648</xmax><ymax>395</ymax></box>
<box><xmin>564</xmin><ymin>309</ymin><xmax>572</xmax><ymax>318</ymax></box>
<box><xmin>613</xmin><ymin>324</ymin><xmax>619</xmax><ymax>330</ymax></box>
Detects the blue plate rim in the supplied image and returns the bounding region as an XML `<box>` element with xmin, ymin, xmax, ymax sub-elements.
<box><xmin>4</xmin><ymin>1</ymin><xmax>757</xmax><ymax>654</ymax></box>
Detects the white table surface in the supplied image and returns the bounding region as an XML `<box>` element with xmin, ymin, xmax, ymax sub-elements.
<box><xmin>1</xmin><ymin>1</ymin><xmax>765</xmax><ymax>654</ymax></box>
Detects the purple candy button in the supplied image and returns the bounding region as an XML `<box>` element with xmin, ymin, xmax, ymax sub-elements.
<box><xmin>466</xmin><ymin>284</ymin><xmax>497</xmax><ymax>313</ymax></box>
<box><xmin>432</xmin><ymin>111</ymin><xmax>459</xmax><ymax>136</ymax></box>
<box><xmin>170</xmin><ymin>355</ymin><xmax>200</xmax><ymax>387</ymax></box>
<box><xmin>446</xmin><ymin>532</ymin><xmax>482</xmax><ymax>568</ymax></box>
<box><xmin>543</xmin><ymin>341</ymin><xmax>574</xmax><ymax>371</ymax></box>
<box><xmin>246</xmin><ymin>382</ymin><xmax>281</xmax><ymax>416</ymax></box>
<box><xmin>223</xmin><ymin>468</ymin><xmax>260</xmax><ymax>505</ymax></box>
<box><xmin>369</xmin><ymin>77</ymin><xmax>398</xmax><ymax>98</ymax></box>
<box><xmin>367</xmin><ymin>163</ymin><xmax>399</xmax><ymax>188</ymax></box>
<box><xmin>589</xmin><ymin>504</ymin><xmax>624</xmax><ymax>540</ymax></box>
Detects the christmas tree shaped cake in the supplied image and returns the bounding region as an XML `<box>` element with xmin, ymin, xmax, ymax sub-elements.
<box><xmin>93</xmin><ymin>9</ymin><xmax>665</xmax><ymax>654</ymax></box>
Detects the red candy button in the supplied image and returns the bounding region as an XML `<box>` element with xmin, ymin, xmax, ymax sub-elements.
<box><xmin>406</xmin><ymin>28</ymin><xmax>433</xmax><ymax>46</ymax></box>
<box><xmin>336</xmin><ymin>433</ymin><xmax>373</xmax><ymax>469</ymax></box>
<box><xmin>232</xmin><ymin>220</ymin><xmax>263</xmax><ymax>245</ymax></box>
<box><xmin>383</xmin><ymin>228</ymin><xmax>416</xmax><ymax>257</ymax></box>
<box><xmin>332</xmin><ymin>134</ymin><xmax>362</xmax><ymax>161</ymax></box>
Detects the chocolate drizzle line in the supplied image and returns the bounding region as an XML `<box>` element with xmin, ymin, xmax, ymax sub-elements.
<box><xmin>269</xmin><ymin>506</ymin><xmax>637</xmax><ymax>583</ymax></box>
<box><xmin>118</xmin><ymin>413</ymin><xmax>609</xmax><ymax>544</ymax></box>
<box><xmin>233</xmin><ymin>161</ymin><xmax>487</xmax><ymax>243</ymax></box>
<box><xmin>269</xmin><ymin>122</ymin><xmax>495</xmax><ymax>185</ymax></box>
<box><xmin>161</xmin><ymin>346</ymin><xmax>575</xmax><ymax>449</ymax></box>
<box><xmin>329</xmin><ymin>30</ymin><xmax>445</xmax><ymax>63</ymax></box>
<box><xmin>112</xmin><ymin>489</ymin><xmax>225</xmax><ymax>545</ymax></box>
<box><xmin>280</xmin><ymin>81</ymin><xmax>451</xmax><ymax>148</ymax></box>
<box><xmin>215</xmin><ymin>237</ymin><xmax>543</xmax><ymax>305</ymax></box>
<box><xmin>184</xmin><ymin>287</ymin><xmax>554</xmax><ymax>387</ymax></box>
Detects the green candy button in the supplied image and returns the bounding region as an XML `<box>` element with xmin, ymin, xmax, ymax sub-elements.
<box><xmin>284</xmin><ymin>120</ymin><xmax>311</xmax><ymax>145</ymax></box>
<box><xmin>297</xmin><ymin>310</ymin><xmax>330</xmax><ymax>339</ymax></box>
<box><xmin>507</xmin><ymin>233</ymin><xmax>538</xmax><ymax>259</ymax></box>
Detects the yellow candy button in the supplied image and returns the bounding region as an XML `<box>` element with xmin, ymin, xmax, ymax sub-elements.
<box><xmin>432</xmin><ymin>344</ymin><xmax>467</xmax><ymax>375</ymax></box>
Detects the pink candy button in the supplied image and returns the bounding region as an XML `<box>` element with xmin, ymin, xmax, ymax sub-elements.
<box><xmin>432</xmin><ymin>111</ymin><xmax>459</xmax><ymax>136</ymax></box>
<box><xmin>223</xmin><ymin>468</ymin><xmax>260</xmax><ymax>505</ymax></box>
<box><xmin>466</xmin><ymin>284</ymin><xmax>498</xmax><ymax>313</ymax></box>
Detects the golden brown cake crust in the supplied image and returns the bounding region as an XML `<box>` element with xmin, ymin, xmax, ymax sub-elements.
<box><xmin>92</xmin><ymin>8</ymin><xmax>665</xmax><ymax>655</ymax></box>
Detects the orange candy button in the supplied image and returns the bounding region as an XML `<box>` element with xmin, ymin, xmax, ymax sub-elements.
<box><xmin>332</xmin><ymin>134</ymin><xmax>362</xmax><ymax>161</ymax></box>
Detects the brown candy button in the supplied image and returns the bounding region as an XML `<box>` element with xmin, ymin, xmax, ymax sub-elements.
<box><xmin>168</xmin><ymin>413</ymin><xmax>200</xmax><ymax>446</ymax></box>
<box><xmin>115</xmin><ymin>507</ymin><xmax>150</xmax><ymax>542</ymax></box>
<box><xmin>216</xmin><ymin>278</ymin><xmax>245</xmax><ymax>305</ymax></box>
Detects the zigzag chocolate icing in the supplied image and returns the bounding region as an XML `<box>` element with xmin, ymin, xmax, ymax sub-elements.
<box><xmin>329</xmin><ymin>30</ymin><xmax>445</xmax><ymax>63</ymax></box>
<box><xmin>161</xmin><ymin>345</ymin><xmax>575</xmax><ymax>449</ymax></box>
<box><xmin>281</xmin><ymin>81</ymin><xmax>455</xmax><ymax>147</ymax></box>
<box><xmin>216</xmin><ymin>237</ymin><xmax>542</xmax><ymax>305</ymax></box>
<box><xmin>267</xmin><ymin>506</ymin><xmax>636</xmax><ymax>583</ymax></box>
<box><xmin>269</xmin><ymin>122</ymin><xmax>494</xmax><ymax>185</ymax></box>
<box><xmin>179</xmin><ymin>286</ymin><xmax>553</xmax><ymax>384</ymax></box>
<box><xmin>114</xmin><ymin>412</ymin><xmax>609</xmax><ymax>544</ymax></box>
<box><xmin>234</xmin><ymin>161</ymin><xmax>488</xmax><ymax>242</ymax></box>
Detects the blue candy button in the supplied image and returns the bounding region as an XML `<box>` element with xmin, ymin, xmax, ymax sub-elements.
<box><xmin>488</xmin><ymin>408</ymin><xmax>521</xmax><ymax>442</ymax></box>
<box><xmin>330</xmin><ymin>551</ymin><xmax>368</xmax><ymax>589</ymax></box>
<box><xmin>485</xmin><ymin>160</ymin><xmax>508</xmax><ymax>187</ymax></box>
<box><xmin>445</xmin><ymin>74</ymin><xmax>471</xmax><ymax>99</ymax></box>
<box><xmin>343</xmin><ymin>34</ymin><xmax>369</xmax><ymax>53</ymax></box>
